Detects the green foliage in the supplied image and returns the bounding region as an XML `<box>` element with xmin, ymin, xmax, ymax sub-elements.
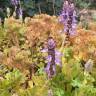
<box><xmin>0</xmin><ymin>69</ymin><xmax>26</xmax><ymax>96</ymax></box>
<box><xmin>74</xmin><ymin>0</ymin><xmax>91</xmax><ymax>9</ymax></box>
<box><xmin>50</xmin><ymin>73</ymin><xmax>65</xmax><ymax>96</ymax></box>
<box><xmin>63</xmin><ymin>47</ymin><xmax>73</xmax><ymax>61</ymax></box>
<box><xmin>71</xmin><ymin>73</ymin><xmax>96</xmax><ymax>96</ymax></box>
<box><xmin>18</xmin><ymin>75</ymin><xmax>49</xmax><ymax>96</ymax></box>
<box><xmin>92</xmin><ymin>12</ymin><xmax>96</xmax><ymax>21</ymax></box>
<box><xmin>0</xmin><ymin>64</ymin><xmax>9</xmax><ymax>76</ymax></box>
<box><xmin>18</xmin><ymin>86</ymin><xmax>48</xmax><ymax>96</ymax></box>
<box><xmin>0</xmin><ymin>10</ymin><xmax>96</xmax><ymax>96</ymax></box>
<box><xmin>0</xmin><ymin>0</ymin><xmax>95</xmax><ymax>19</ymax></box>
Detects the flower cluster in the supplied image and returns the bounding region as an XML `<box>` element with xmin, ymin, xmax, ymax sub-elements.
<box><xmin>11</xmin><ymin>0</ymin><xmax>20</xmax><ymax>6</ymax></box>
<box><xmin>46</xmin><ymin>37</ymin><xmax>56</xmax><ymax>78</ymax></box>
<box><xmin>59</xmin><ymin>0</ymin><xmax>77</xmax><ymax>35</ymax></box>
<box><xmin>47</xmin><ymin>37</ymin><xmax>56</xmax><ymax>49</ymax></box>
<box><xmin>41</xmin><ymin>37</ymin><xmax>62</xmax><ymax>78</ymax></box>
<box><xmin>11</xmin><ymin>0</ymin><xmax>22</xmax><ymax>18</ymax></box>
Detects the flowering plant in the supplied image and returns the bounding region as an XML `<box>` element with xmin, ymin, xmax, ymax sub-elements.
<box><xmin>59</xmin><ymin>0</ymin><xmax>77</xmax><ymax>36</ymax></box>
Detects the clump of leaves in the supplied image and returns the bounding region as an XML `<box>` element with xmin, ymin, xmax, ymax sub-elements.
<box><xmin>0</xmin><ymin>69</ymin><xmax>26</xmax><ymax>96</ymax></box>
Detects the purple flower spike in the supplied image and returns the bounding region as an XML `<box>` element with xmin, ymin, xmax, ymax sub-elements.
<box><xmin>11</xmin><ymin>0</ymin><xmax>22</xmax><ymax>19</ymax></box>
<box><xmin>41</xmin><ymin>38</ymin><xmax>63</xmax><ymax>78</ymax></box>
<box><xmin>47</xmin><ymin>38</ymin><xmax>56</xmax><ymax>49</ymax></box>
<box><xmin>45</xmin><ymin>62</ymin><xmax>56</xmax><ymax>79</ymax></box>
<box><xmin>59</xmin><ymin>0</ymin><xmax>77</xmax><ymax>36</ymax></box>
<box><xmin>19</xmin><ymin>8</ymin><xmax>23</xmax><ymax>15</ymax></box>
<box><xmin>41</xmin><ymin>49</ymin><xmax>62</xmax><ymax>67</ymax></box>
<box><xmin>47</xmin><ymin>37</ymin><xmax>56</xmax><ymax>78</ymax></box>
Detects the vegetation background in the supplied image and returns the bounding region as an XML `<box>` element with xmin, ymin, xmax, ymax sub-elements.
<box><xmin>0</xmin><ymin>0</ymin><xmax>96</xmax><ymax>96</ymax></box>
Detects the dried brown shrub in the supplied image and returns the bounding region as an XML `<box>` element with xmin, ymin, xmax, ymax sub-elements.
<box><xmin>25</xmin><ymin>14</ymin><xmax>63</xmax><ymax>48</ymax></box>
<box><xmin>72</xmin><ymin>26</ymin><xmax>96</xmax><ymax>61</ymax></box>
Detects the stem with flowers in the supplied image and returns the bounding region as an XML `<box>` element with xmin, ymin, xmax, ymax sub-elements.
<box><xmin>47</xmin><ymin>37</ymin><xmax>56</xmax><ymax>79</ymax></box>
<box><xmin>59</xmin><ymin>0</ymin><xmax>77</xmax><ymax>46</ymax></box>
<box><xmin>11</xmin><ymin>0</ymin><xmax>22</xmax><ymax>19</ymax></box>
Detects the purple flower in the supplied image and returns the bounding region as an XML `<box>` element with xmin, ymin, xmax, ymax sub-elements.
<box><xmin>11</xmin><ymin>0</ymin><xmax>20</xmax><ymax>5</ymax></box>
<box><xmin>11</xmin><ymin>0</ymin><xmax>22</xmax><ymax>19</ymax></box>
<box><xmin>41</xmin><ymin>48</ymin><xmax>48</xmax><ymax>53</ymax></box>
<box><xmin>63</xmin><ymin>0</ymin><xmax>69</xmax><ymax>11</ymax></box>
<box><xmin>46</xmin><ymin>55</ymin><xmax>52</xmax><ymax>62</ymax></box>
<box><xmin>59</xmin><ymin>0</ymin><xmax>77</xmax><ymax>36</ymax></box>
<box><xmin>41</xmin><ymin>49</ymin><xmax>62</xmax><ymax>66</ymax></box>
<box><xmin>55</xmin><ymin>50</ymin><xmax>62</xmax><ymax>67</ymax></box>
<box><xmin>41</xmin><ymin>49</ymin><xmax>62</xmax><ymax>77</ymax></box>
<box><xmin>45</xmin><ymin>62</ymin><xmax>56</xmax><ymax>78</ymax></box>
<box><xmin>72</xmin><ymin>11</ymin><xmax>77</xmax><ymax>23</ymax></box>
<box><xmin>47</xmin><ymin>37</ymin><xmax>56</xmax><ymax>78</ymax></box>
<box><xmin>85</xmin><ymin>59</ymin><xmax>93</xmax><ymax>73</ymax></box>
<box><xmin>47</xmin><ymin>38</ymin><xmax>56</xmax><ymax>49</ymax></box>
<box><xmin>19</xmin><ymin>8</ymin><xmax>22</xmax><ymax>15</ymax></box>
<box><xmin>17</xmin><ymin>7</ymin><xmax>22</xmax><ymax>17</ymax></box>
<box><xmin>41</xmin><ymin>37</ymin><xmax>63</xmax><ymax>78</ymax></box>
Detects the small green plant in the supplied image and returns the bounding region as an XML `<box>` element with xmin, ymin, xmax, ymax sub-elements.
<box><xmin>0</xmin><ymin>69</ymin><xmax>26</xmax><ymax>96</ymax></box>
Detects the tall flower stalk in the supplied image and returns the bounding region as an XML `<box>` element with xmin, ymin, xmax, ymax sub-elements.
<box><xmin>11</xmin><ymin>0</ymin><xmax>22</xmax><ymax>19</ymax></box>
<box><xmin>41</xmin><ymin>37</ymin><xmax>62</xmax><ymax>79</ymax></box>
<box><xmin>59</xmin><ymin>0</ymin><xmax>77</xmax><ymax>46</ymax></box>
<box><xmin>47</xmin><ymin>37</ymin><xmax>56</xmax><ymax>78</ymax></box>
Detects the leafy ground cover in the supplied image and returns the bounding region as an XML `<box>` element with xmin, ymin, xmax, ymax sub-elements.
<box><xmin>0</xmin><ymin>14</ymin><xmax>96</xmax><ymax>96</ymax></box>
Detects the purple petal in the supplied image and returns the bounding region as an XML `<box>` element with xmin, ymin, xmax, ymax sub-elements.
<box><xmin>48</xmin><ymin>39</ymin><xmax>55</xmax><ymax>49</ymax></box>
<box><xmin>46</xmin><ymin>55</ymin><xmax>52</xmax><ymax>62</ymax></box>
<box><xmin>45</xmin><ymin>62</ymin><xmax>56</xmax><ymax>77</ymax></box>
<box><xmin>55</xmin><ymin>58</ymin><xmax>61</xmax><ymax>66</ymax></box>
<box><xmin>45</xmin><ymin>62</ymin><xmax>51</xmax><ymax>73</ymax></box>
<box><xmin>41</xmin><ymin>49</ymin><xmax>48</xmax><ymax>53</ymax></box>
<box><xmin>55</xmin><ymin>50</ymin><xmax>63</xmax><ymax>56</ymax></box>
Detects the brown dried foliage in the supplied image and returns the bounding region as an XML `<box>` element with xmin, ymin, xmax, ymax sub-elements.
<box><xmin>25</xmin><ymin>14</ymin><xmax>63</xmax><ymax>48</ymax></box>
<box><xmin>72</xmin><ymin>22</ymin><xmax>96</xmax><ymax>61</ymax></box>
